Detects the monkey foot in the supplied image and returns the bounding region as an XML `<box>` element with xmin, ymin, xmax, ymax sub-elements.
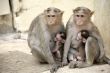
<box><xmin>76</xmin><ymin>61</ymin><xmax>87</xmax><ymax>68</ymax></box>
<box><xmin>61</xmin><ymin>60</ymin><xmax>68</xmax><ymax>67</ymax></box>
<box><xmin>69</xmin><ymin>61</ymin><xmax>77</xmax><ymax>68</ymax></box>
<box><xmin>50</xmin><ymin>64</ymin><xmax>61</xmax><ymax>73</ymax></box>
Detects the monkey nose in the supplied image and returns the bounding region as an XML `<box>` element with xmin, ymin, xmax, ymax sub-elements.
<box><xmin>51</xmin><ymin>15</ymin><xmax>55</xmax><ymax>17</ymax></box>
<box><xmin>47</xmin><ymin>15</ymin><xmax>55</xmax><ymax>17</ymax></box>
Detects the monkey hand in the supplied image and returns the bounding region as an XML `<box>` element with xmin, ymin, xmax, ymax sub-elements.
<box><xmin>50</xmin><ymin>64</ymin><xmax>61</xmax><ymax>73</ymax></box>
<box><xmin>52</xmin><ymin>49</ymin><xmax>58</xmax><ymax>53</ymax></box>
<box><xmin>61</xmin><ymin>59</ymin><xmax>68</xmax><ymax>67</ymax></box>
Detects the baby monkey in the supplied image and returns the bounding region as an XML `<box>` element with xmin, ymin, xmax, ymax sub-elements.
<box><xmin>77</xmin><ymin>30</ymin><xmax>90</xmax><ymax>43</ymax></box>
<box><xmin>68</xmin><ymin>30</ymin><xmax>90</xmax><ymax>62</ymax></box>
<box><xmin>76</xmin><ymin>30</ymin><xmax>90</xmax><ymax>61</ymax></box>
<box><xmin>52</xmin><ymin>32</ymin><xmax>66</xmax><ymax>60</ymax></box>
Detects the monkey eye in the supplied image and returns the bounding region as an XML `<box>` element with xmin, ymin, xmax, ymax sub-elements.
<box><xmin>76</xmin><ymin>15</ymin><xmax>84</xmax><ymax>17</ymax></box>
<box><xmin>47</xmin><ymin>15</ymin><xmax>51</xmax><ymax>17</ymax></box>
<box><xmin>76</xmin><ymin>15</ymin><xmax>80</xmax><ymax>17</ymax></box>
<box><xmin>54</xmin><ymin>10</ymin><xmax>58</xmax><ymax>13</ymax></box>
<box><xmin>47</xmin><ymin>9</ymin><xmax>50</xmax><ymax>12</ymax></box>
<box><xmin>81</xmin><ymin>15</ymin><xmax>84</xmax><ymax>17</ymax></box>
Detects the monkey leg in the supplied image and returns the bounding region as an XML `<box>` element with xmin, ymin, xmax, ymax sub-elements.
<box><xmin>31</xmin><ymin>48</ymin><xmax>48</xmax><ymax>64</ymax></box>
<box><xmin>68</xmin><ymin>48</ymin><xmax>78</xmax><ymax>62</ymax></box>
<box><xmin>56</xmin><ymin>51</ymin><xmax>61</xmax><ymax>59</ymax></box>
<box><xmin>76</xmin><ymin>37</ymin><xmax>100</xmax><ymax>68</ymax></box>
<box><xmin>78</xmin><ymin>46</ymin><xmax>85</xmax><ymax>61</ymax></box>
<box><xmin>68</xmin><ymin>48</ymin><xmax>79</xmax><ymax>68</ymax></box>
<box><xmin>50</xmin><ymin>55</ymin><xmax>62</xmax><ymax>73</ymax></box>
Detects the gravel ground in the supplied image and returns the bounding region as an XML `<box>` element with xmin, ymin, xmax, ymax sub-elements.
<box><xmin>0</xmin><ymin>33</ymin><xmax>110</xmax><ymax>73</ymax></box>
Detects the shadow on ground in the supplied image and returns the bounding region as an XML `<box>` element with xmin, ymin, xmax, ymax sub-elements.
<box><xmin>0</xmin><ymin>51</ymin><xmax>51</xmax><ymax>73</ymax></box>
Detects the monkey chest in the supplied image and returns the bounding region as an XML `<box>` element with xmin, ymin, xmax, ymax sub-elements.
<box><xmin>71</xmin><ymin>36</ymin><xmax>81</xmax><ymax>49</ymax></box>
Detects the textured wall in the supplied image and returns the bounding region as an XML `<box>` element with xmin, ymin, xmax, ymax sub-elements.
<box><xmin>0</xmin><ymin>0</ymin><xmax>12</xmax><ymax>34</ymax></box>
<box><xmin>0</xmin><ymin>14</ymin><xmax>14</xmax><ymax>34</ymax></box>
<box><xmin>94</xmin><ymin>0</ymin><xmax>110</xmax><ymax>57</ymax></box>
<box><xmin>0</xmin><ymin>0</ymin><xmax>21</xmax><ymax>34</ymax></box>
<box><xmin>0</xmin><ymin>0</ymin><xmax>10</xmax><ymax>15</ymax></box>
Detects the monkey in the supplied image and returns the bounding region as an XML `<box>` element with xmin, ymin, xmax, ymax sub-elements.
<box><xmin>62</xmin><ymin>7</ymin><xmax>110</xmax><ymax>68</ymax></box>
<box><xmin>27</xmin><ymin>7</ymin><xmax>65</xmax><ymax>73</ymax></box>
<box><xmin>68</xmin><ymin>30</ymin><xmax>90</xmax><ymax>64</ymax></box>
<box><xmin>52</xmin><ymin>31</ymin><xmax>66</xmax><ymax>61</ymax></box>
<box><xmin>77</xmin><ymin>30</ymin><xmax>90</xmax><ymax>42</ymax></box>
<box><xmin>77</xmin><ymin>30</ymin><xmax>90</xmax><ymax>62</ymax></box>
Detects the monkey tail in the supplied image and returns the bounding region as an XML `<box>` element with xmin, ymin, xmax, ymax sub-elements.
<box><xmin>103</xmin><ymin>56</ymin><xmax>110</xmax><ymax>65</ymax></box>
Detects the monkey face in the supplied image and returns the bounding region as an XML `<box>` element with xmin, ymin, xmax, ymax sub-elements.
<box><xmin>73</xmin><ymin>7</ymin><xmax>94</xmax><ymax>25</ymax></box>
<box><xmin>74</xmin><ymin>12</ymin><xmax>88</xmax><ymax>25</ymax></box>
<box><xmin>44</xmin><ymin>7</ymin><xmax>63</xmax><ymax>25</ymax></box>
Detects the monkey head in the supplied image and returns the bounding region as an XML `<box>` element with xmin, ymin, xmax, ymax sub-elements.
<box><xmin>55</xmin><ymin>32</ymin><xmax>66</xmax><ymax>42</ymax></box>
<box><xmin>77</xmin><ymin>30</ymin><xmax>90</xmax><ymax>43</ymax></box>
<box><xmin>44</xmin><ymin>7</ymin><xmax>64</xmax><ymax>26</ymax></box>
<box><xmin>80</xmin><ymin>30</ymin><xmax>90</xmax><ymax>39</ymax></box>
<box><xmin>73</xmin><ymin>7</ymin><xmax>94</xmax><ymax>25</ymax></box>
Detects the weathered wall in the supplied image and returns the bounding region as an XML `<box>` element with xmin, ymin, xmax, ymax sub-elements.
<box><xmin>0</xmin><ymin>14</ymin><xmax>13</xmax><ymax>34</ymax></box>
<box><xmin>94</xmin><ymin>0</ymin><xmax>110</xmax><ymax>57</ymax></box>
<box><xmin>0</xmin><ymin>0</ymin><xmax>13</xmax><ymax>34</ymax></box>
<box><xmin>0</xmin><ymin>0</ymin><xmax>10</xmax><ymax>15</ymax></box>
<box><xmin>0</xmin><ymin>0</ymin><xmax>21</xmax><ymax>34</ymax></box>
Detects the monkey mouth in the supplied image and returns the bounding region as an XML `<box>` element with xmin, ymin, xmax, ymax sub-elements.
<box><xmin>48</xmin><ymin>21</ymin><xmax>55</xmax><ymax>25</ymax></box>
<box><xmin>76</xmin><ymin>22</ymin><xmax>83</xmax><ymax>25</ymax></box>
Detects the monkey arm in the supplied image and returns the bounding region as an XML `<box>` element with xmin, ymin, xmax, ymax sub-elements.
<box><xmin>52</xmin><ymin>42</ymin><xmax>60</xmax><ymax>53</ymax></box>
<box><xmin>27</xmin><ymin>16</ymin><xmax>40</xmax><ymax>50</ymax></box>
<box><xmin>62</xmin><ymin>18</ymin><xmax>74</xmax><ymax>65</ymax></box>
<box><xmin>39</xmin><ymin>15</ymin><xmax>55</xmax><ymax>64</ymax></box>
<box><xmin>63</xmin><ymin>29</ymin><xmax>72</xmax><ymax>62</ymax></box>
<box><xmin>91</xmin><ymin>26</ymin><xmax>105</xmax><ymax>59</ymax></box>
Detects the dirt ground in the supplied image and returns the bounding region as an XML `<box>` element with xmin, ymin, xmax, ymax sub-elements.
<box><xmin>0</xmin><ymin>33</ymin><xmax>110</xmax><ymax>73</ymax></box>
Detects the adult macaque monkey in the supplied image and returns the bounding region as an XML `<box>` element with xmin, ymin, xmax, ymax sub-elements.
<box><xmin>27</xmin><ymin>7</ymin><xmax>64</xmax><ymax>72</ymax></box>
<box><xmin>62</xmin><ymin>7</ymin><xmax>110</xmax><ymax>68</ymax></box>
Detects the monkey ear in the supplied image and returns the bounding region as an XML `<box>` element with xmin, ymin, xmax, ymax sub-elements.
<box><xmin>59</xmin><ymin>11</ymin><xmax>64</xmax><ymax>16</ymax></box>
<box><xmin>44</xmin><ymin>9</ymin><xmax>47</xmax><ymax>13</ymax></box>
<box><xmin>73</xmin><ymin>7</ymin><xmax>80</xmax><ymax>13</ymax></box>
<box><xmin>73</xmin><ymin>9</ymin><xmax>76</xmax><ymax>13</ymax></box>
<box><xmin>90</xmin><ymin>11</ymin><xmax>94</xmax><ymax>16</ymax></box>
<box><xmin>61</xmin><ymin>11</ymin><xmax>64</xmax><ymax>15</ymax></box>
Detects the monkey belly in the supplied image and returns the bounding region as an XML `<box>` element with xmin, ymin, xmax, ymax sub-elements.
<box><xmin>71</xmin><ymin>39</ymin><xmax>81</xmax><ymax>49</ymax></box>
